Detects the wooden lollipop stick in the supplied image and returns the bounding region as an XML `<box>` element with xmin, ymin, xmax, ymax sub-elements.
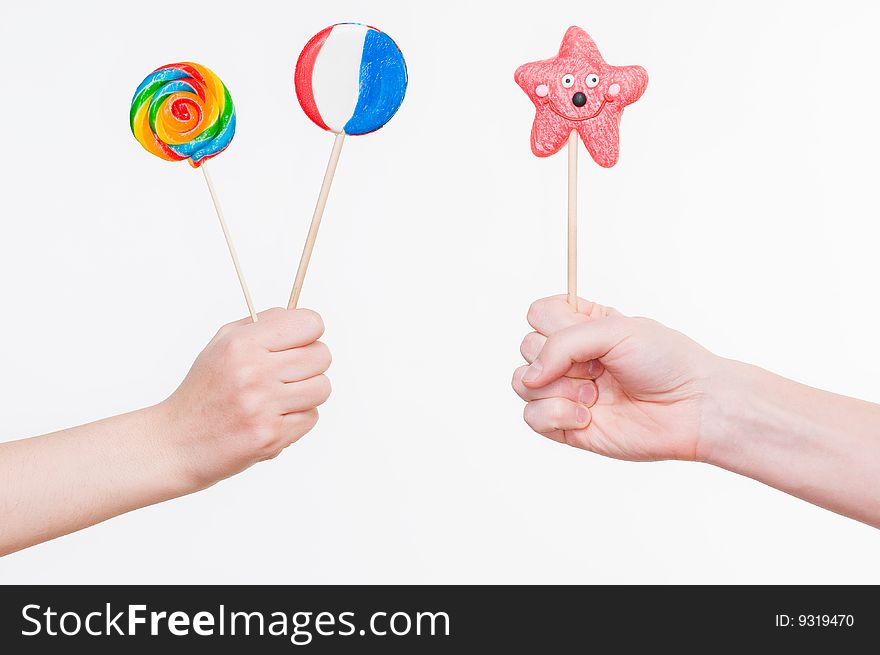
<box><xmin>288</xmin><ymin>132</ymin><xmax>346</xmax><ymax>309</ymax></box>
<box><xmin>200</xmin><ymin>161</ymin><xmax>258</xmax><ymax>322</ymax></box>
<box><xmin>567</xmin><ymin>130</ymin><xmax>578</xmax><ymax>308</ymax></box>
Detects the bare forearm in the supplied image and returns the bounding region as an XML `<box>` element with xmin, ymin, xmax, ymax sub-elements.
<box><xmin>0</xmin><ymin>404</ymin><xmax>192</xmax><ymax>556</ymax></box>
<box><xmin>0</xmin><ymin>309</ymin><xmax>328</xmax><ymax>557</ymax></box>
<box><xmin>700</xmin><ymin>359</ymin><xmax>880</xmax><ymax>527</ymax></box>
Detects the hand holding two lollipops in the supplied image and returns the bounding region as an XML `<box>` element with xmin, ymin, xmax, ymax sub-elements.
<box><xmin>130</xmin><ymin>62</ymin><xmax>257</xmax><ymax>321</ymax></box>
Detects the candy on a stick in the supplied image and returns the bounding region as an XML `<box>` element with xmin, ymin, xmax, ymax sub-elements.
<box><xmin>130</xmin><ymin>62</ymin><xmax>257</xmax><ymax>320</ymax></box>
<box><xmin>515</xmin><ymin>27</ymin><xmax>647</xmax><ymax>306</ymax></box>
<box><xmin>288</xmin><ymin>23</ymin><xmax>408</xmax><ymax>308</ymax></box>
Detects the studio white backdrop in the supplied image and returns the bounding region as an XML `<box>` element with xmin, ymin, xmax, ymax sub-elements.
<box><xmin>1</xmin><ymin>0</ymin><xmax>878</xmax><ymax>583</ymax></box>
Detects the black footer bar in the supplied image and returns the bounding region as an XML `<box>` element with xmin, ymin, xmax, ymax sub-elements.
<box><xmin>0</xmin><ymin>585</ymin><xmax>875</xmax><ymax>651</ymax></box>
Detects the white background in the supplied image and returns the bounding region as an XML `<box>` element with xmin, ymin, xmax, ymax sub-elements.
<box><xmin>1</xmin><ymin>0</ymin><xmax>879</xmax><ymax>583</ymax></box>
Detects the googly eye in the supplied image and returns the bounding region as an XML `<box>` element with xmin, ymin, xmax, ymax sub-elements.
<box><xmin>561</xmin><ymin>74</ymin><xmax>575</xmax><ymax>88</ymax></box>
<box><xmin>585</xmin><ymin>74</ymin><xmax>600</xmax><ymax>88</ymax></box>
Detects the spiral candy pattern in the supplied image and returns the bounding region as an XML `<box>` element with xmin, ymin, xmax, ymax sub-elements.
<box><xmin>130</xmin><ymin>62</ymin><xmax>235</xmax><ymax>167</ymax></box>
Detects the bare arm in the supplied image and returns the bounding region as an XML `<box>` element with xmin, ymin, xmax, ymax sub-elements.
<box><xmin>0</xmin><ymin>406</ymin><xmax>188</xmax><ymax>555</ymax></box>
<box><xmin>0</xmin><ymin>308</ymin><xmax>332</xmax><ymax>556</ymax></box>
<box><xmin>702</xmin><ymin>360</ymin><xmax>880</xmax><ymax>527</ymax></box>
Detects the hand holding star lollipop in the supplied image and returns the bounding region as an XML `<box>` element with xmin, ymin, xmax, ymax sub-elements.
<box><xmin>130</xmin><ymin>62</ymin><xmax>257</xmax><ymax>320</ymax></box>
<box><xmin>288</xmin><ymin>23</ymin><xmax>408</xmax><ymax>308</ymax></box>
<box><xmin>515</xmin><ymin>27</ymin><xmax>647</xmax><ymax>306</ymax></box>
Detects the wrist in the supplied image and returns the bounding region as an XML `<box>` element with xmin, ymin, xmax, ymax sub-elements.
<box><xmin>140</xmin><ymin>401</ymin><xmax>207</xmax><ymax>498</ymax></box>
<box><xmin>695</xmin><ymin>356</ymin><xmax>763</xmax><ymax>468</ymax></box>
<box><xmin>696</xmin><ymin>356</ymin><xmax>820</xmax><ymax>475</ymax></box>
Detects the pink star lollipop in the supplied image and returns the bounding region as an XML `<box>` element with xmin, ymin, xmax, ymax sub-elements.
<box><xmin>515</xmin><ymin>27</ymin><xmax>647</xmax><ymax>307</ymax></box>
<box><xmin>515</xmin><ymin>26</ymin><xmax>647</xmax><ymax>167</ymax></box>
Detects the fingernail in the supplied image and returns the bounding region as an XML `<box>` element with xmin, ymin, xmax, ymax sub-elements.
<box><xmin>576</xmin><ymin>405</ymin><xmax>589</xmax><ymax>426</ymax></box>
<box><xmin>578</xmin><ymin>384</ymin><xmax>596</xmax><ymax>406</ymax></box>
<box><xmin>522</xmin><ymin>361</ymin><xmax>542</xmax><ymax>383</ymax></box>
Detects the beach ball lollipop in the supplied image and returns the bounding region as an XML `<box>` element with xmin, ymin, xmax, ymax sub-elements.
<box><xmin>295</xmin><ymin>23</ymin><xmax>408</xmax><ymax>136</ymax></box>
<box><xmin>130</xmin><ymin>62</ymin><xmax>256</xmax><ymax>320</ymax></box>
<box><xmin>288</xmin><ymin>23</ymin><xmax>408</xmax><ymax>308</ymax></box>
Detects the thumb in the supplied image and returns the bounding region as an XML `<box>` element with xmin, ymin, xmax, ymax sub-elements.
<box><xmin>521</xmin><ymin>317</ymin><xmax>630</xmax><ymax>387</ymax></box>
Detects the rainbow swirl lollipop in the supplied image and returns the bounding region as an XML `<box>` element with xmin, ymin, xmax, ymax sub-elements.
<box><xmin>130</xmin><ymin>62</ymin><xmax>235</xmax><ymax>167</ymax></box>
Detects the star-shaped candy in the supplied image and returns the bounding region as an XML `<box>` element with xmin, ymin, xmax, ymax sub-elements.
<box><xmin>515</xmin><ymin>26</ymin><xmax>648</xmax><ymax>167</ymax></box>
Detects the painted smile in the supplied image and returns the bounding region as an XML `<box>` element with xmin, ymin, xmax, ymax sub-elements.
<box><xmin>546</xmin><ymin>97</ymin><xmax>610</xmax><ymax>122</ymax></box>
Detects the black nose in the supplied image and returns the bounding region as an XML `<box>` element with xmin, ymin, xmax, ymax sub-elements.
<box><xmin>572</xmin><ymin>92</ymin><xmax>587</xmax><ymax>107</ymax></box>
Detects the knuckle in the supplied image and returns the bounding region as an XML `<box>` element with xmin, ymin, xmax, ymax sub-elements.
<box><xmin>253</xmin><ymin>426</ymin><xmax>284</xmax><ymax>459</ymax></box>
<box><xmin>289</xmin><ymin>409</ymin><xmax>319</xmax><ymax>441</ymax></box>
<box><xmin>220</xmin><ymin>334</ymin><xmax>254</xmax><ymax>364</ymax></box>
<box><xmin>526</xmin><ymin>301</ymin><xmax>543</xmax><ymax>327</ymax></box>
<box><xmin>511</xmin><ymin>366</ymin><xmax>527</xmax><ymax>393</ymax></box>
<box><xmin>523</xmin><ymin>403</ymin><xmax>542</xmax><ymax>431</ymax></box>
<box><xmin>296</xmin><ymin>309</ymin><xmax>324</xmax><ymax>337</ymax></box>
<box><xmin>316</xmin><ymin>375</ymin><xmax>332</xmax><ymax>403</ymax></box>
<box><xmin>264</xmin><ymin>447</ymin><xmax>284</xmax><ymax>461</ymax></box>
<box><xmin>235</xmin><ymin>390</ymin><xmax>265</xmax><ymax>424</ymax></box>
<box><xmin>231</xmin><ymin>362</ymin><xmax>260</xmax><ymax>394</ymax></box>
<box><xmin>303</xmin><ymin>408</ymin><xmax>319</xmax><ymax>430</ymax></box>
<box><xmin>255</xmin><ymin>428</ymin><xmax>279</xmax><ymax>454</ymax></box>
<box><xmin>520</xmin><ymin>332</ymin><xmax>544</xmax><ymax>361</ymax></box>
<box><xmin>315</xmin><ymin>341</ymin><xmax>332</xmax><ymax>370</ymax></box>
<box><xmin>522</xmin><ymin>403</ymin><xmax>535</xmax><ymax>427</ymax></box>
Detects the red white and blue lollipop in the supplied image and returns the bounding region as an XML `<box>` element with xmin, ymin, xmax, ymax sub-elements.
<box><xmin>288</xmin><ymin>23</ymin><xmax>408</xmax><ymax>308</ymax></box>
